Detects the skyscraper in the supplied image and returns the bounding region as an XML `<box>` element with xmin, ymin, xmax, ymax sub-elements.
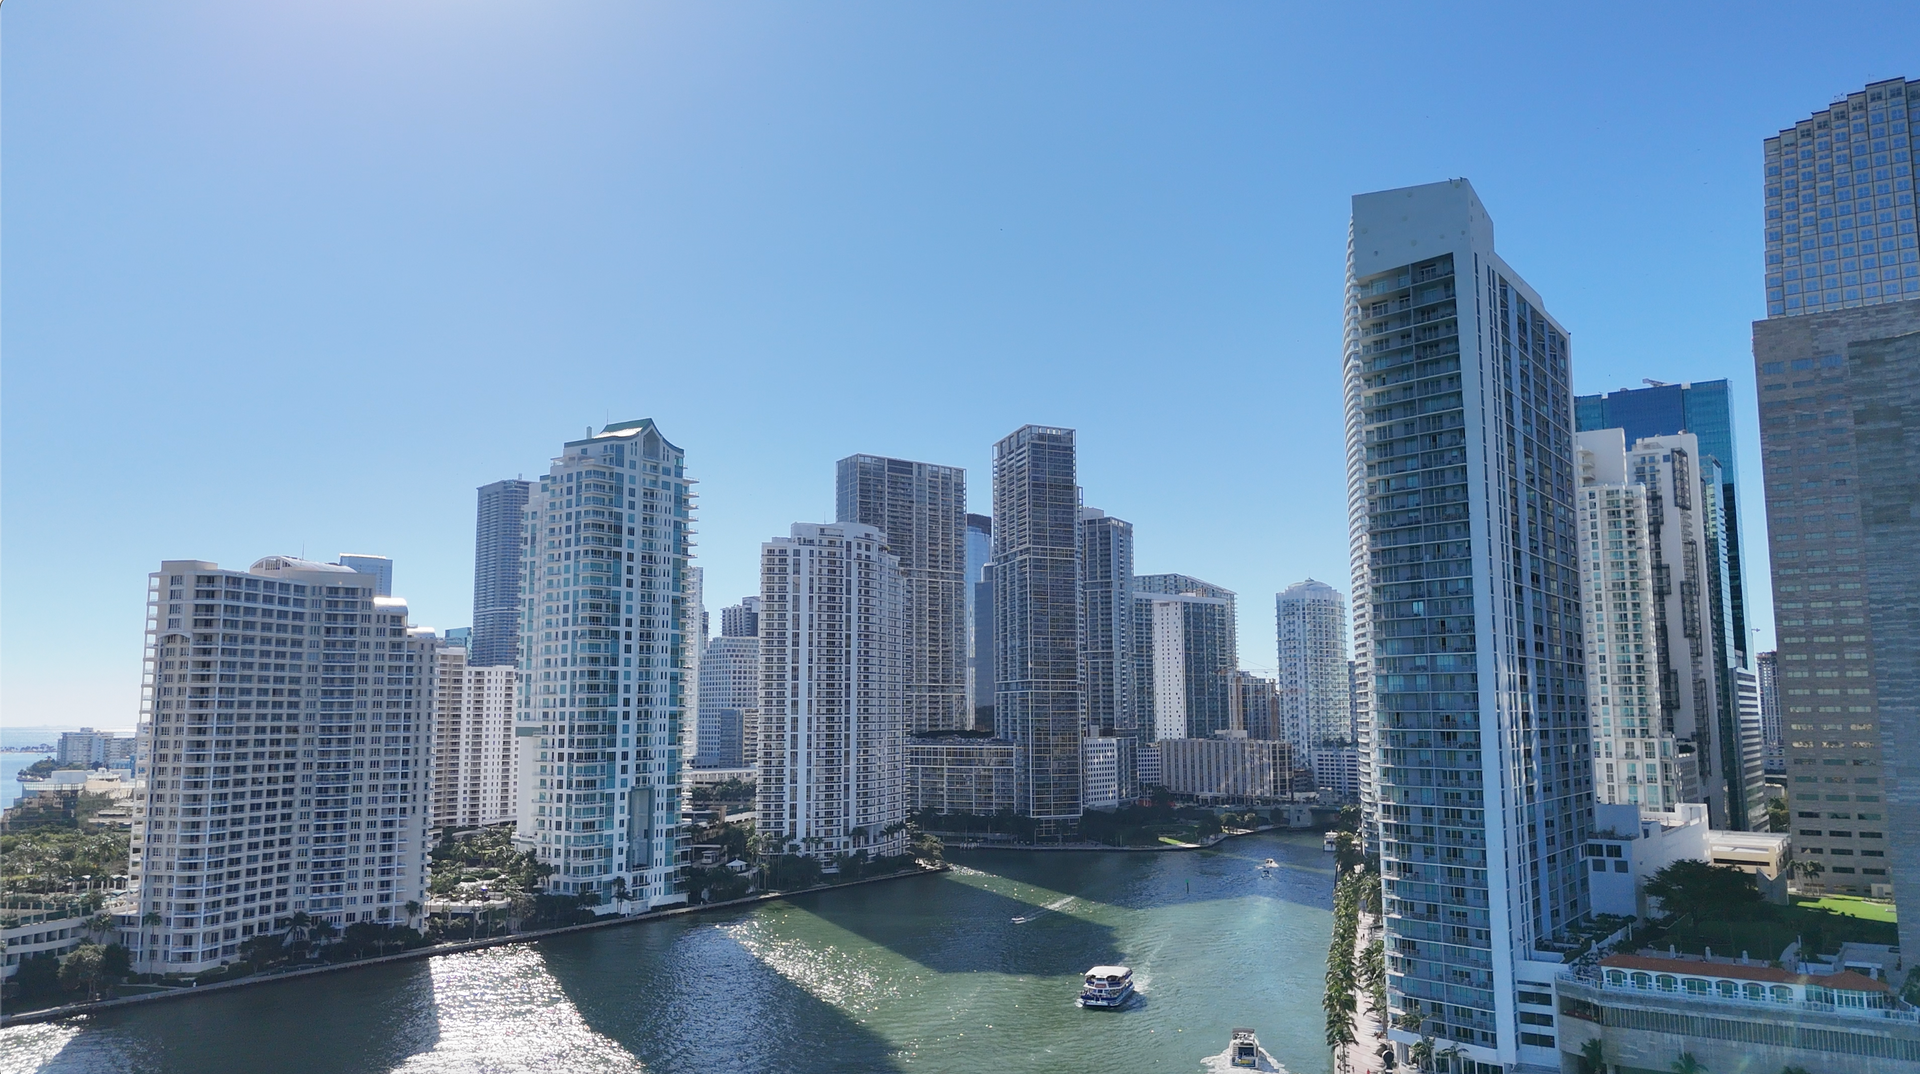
<box><xmin>1575</xmin><ymin>429</ymin><xmax>1763</xmax><ymax>828</ymax></box>
<box><xmin>1764</xmin><ymin>77</ymin><xmax>1918</xmax><ymax>318</ymax></box>
<box><xmin>1575</xmin><ymin>380</ymin><xmax>1751</xmax><ymax>668</ymax></box>
<box><xmin>965</xmin><ymin>513</ymin><xmax>992</xmax><ymax>725</ymax></box>
<box><xmin>1757</xmin><ymin>650</ymin><xmax>1783</xmax><ymax>774</ymax></box>
<box><xmin>515</xmin><ymin>420</ymin><xmax>692</xmax><ymax>910</ymax></box>
<box><xmin>1348</xmin><ymin>179</ymin><xmax>1593</xmax><ymax>1069</ymax></box>
<box><xmin>430</xmin><ymin>641</ymin><xmax>519</xmax><ymax>830</ymax></box>
<box><xmin>1079</xmin><ymin>508</ymin><xmax>1135</xmax><ymax>740</ymax></box>
<box><xmin>472</xmin><ymin>479</ymin><xmax>532</xmax><ymax>667</ymax></box>
<box><xmin>336</xmin><ymin>554</ymin><xmax>393</xmax><ymax>597</ymax></box>
<box><xmin>836</xmin><ymin>454</ymin><xmax>969</xmax><ymax>734</ymax></box>
<box><xmin>1275</xmin><ymin>579</ymin><xmax>1352</xmax><ymax>760</ymax></box>
<box><xmin>992</xmin><ymin>425</ymin><xmax>1083</xmax><ymax>833</ymax></box>
<box><xmin>1134</xmin><ymin>578</ymin><xmax>1237</xmax><ymax>741</ymax></box>
<box><xmin>755</xmin><ymin>522</ymin><xmax>908</xmax><ymax>863</ymax></box>
<box><xmin>697</xmin><ymin>632</ymin><xmax>758</xmax><ymax>771</ymax></box>
<box><xmin>1754</xmin><ymin>79</ymin><xmax>1920</xmax><ymax>936</ymax></box>
<box><xmin>131</xmin><ymin>557</ymin><xmax>432</xmax><ymax>972</ymax></box>
<box><xmin>720</xmin><ymin>597</ymin><xmax>760</xmax><ymax>639</ymax></box>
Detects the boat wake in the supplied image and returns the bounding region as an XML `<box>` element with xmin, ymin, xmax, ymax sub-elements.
<box><xmin>1011</xmin><ymin>895</ymin><xmax>1075</xmax><ymax>923</ymax></box>
<box><xmin>1199</xmin><ymin>1043</ymin><xmax>1290</xmax><ymax>1073</ymax></box>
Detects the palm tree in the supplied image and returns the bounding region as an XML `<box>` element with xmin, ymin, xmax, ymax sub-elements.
<box><xmin>1579</xmin><ymin>1037</ymin><xmax>1606</xmax><ymax>1074</ymax></box>
<box><xmin>1670</xmin><ymin>1053</ymin><xmax>1707</xmax><ymax>1074</ymax></box>
<box><xmin>403</xmin><ymin>900</ymin><xmax>422</xmax><ymax>930</ymax></box>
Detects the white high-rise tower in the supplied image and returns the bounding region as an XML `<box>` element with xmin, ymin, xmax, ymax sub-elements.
<box><xmin>515</xmin><ymin>420</ymin><xmax>693</xmax><ymax>911</ymax></box>
<box><xmin>1347</xmin><ymin>180</ymin><xmax>1594</xmax><ymax>1071</ymax></box>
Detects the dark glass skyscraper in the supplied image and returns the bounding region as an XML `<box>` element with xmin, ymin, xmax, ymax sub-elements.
<box><xmin>992</xmin><ymin>425</ymin><xmax>1082</xmax><ymax>833</ymax></box>
<box><xmin>1078</xmin><ymin>508</ymin><xmax>1135</xmax><ymax>741</ymax></box>
<box><xmin>836</xmin><ymin>454</ymin><xmax>969</xmax><ymax>734</ymax></box>
<box><xmin>472</xmin><ymin>478</ymin><xmax>531</xmax><ymax>667</ymax></box>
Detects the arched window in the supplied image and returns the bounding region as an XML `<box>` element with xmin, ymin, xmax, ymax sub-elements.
<box><xmin>1656</xmin><ymin>975</ymin><xmax>1678</xmax><ymax>992</ymax></box>
<box><xmin>1632</xmin><ymin>972</ymin><xmax>1653</xmax><ymax>989</ymax></box>
<box><xmin>1714</xmin><ymin>980</ymin><xmax>1738</xmax><ymax>998</ymax></box>
<box><xmin>1769</xmin><ymin>985</ymin><xmax>1793</xmax><ymax>1002</ymax></box>
<box><xmin>1743</xmin><ymin>982</ymin><xmax>1765</xmax><ymax>1001</ymax></box>
<box><xmin>1606</xmin><ymin>969</ymin><xmax>1627</xmax><ymax>986</ymax></box>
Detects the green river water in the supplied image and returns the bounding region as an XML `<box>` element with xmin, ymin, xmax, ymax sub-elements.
<box><xmin>1</xmin><ymin>830</ymin><xmax>1335</xmax><ymax>1074</ymax></box>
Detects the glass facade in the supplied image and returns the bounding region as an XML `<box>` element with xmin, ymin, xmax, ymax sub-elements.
<box><xmin>1348</xmin><ymin>180</ymin><xmax>1595</xmax><ymax>1066</ymax></box>
<box><xmin>472</xmin><ymin>479</ymin><xmax>531</xmax><ymax>668</ymax></box>
<box><xmin>991</xmin><ymin>425</ymin><xmax>1083</xmax><ymax>832</ymax></box>
<box><xmin>1764</xmin><ymin>77</ymin><xmax>1918</xmax><ymax>319</ymax></box>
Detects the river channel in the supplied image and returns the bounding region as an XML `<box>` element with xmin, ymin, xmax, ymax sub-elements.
<box><xmin>2</xmin><ymin>830</ymin><xmax>1335</xmax><ymax>1074</ymax></box>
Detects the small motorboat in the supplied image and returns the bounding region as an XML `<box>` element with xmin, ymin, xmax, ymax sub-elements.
<box><xmin>1262</xmin><ymin>858</ymin><xmax>1279</xmax><ymax>870</ymax></box>
<box><xmin>1230</xmin><ymin>1028</ymin><xmax>1262</xmax><ymax>1067</ymax></box>
<box><xmin>1077</xmin><ymin>965</ymin><xmax>1135</xmax><ymax>1009</ymax></box>
<box><xmin>1323</xmin><ymin>832</ymin><xmax>1340</xmax><ymax>852</ymax></box>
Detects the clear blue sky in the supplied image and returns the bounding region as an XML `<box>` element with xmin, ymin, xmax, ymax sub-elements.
<box><xmin>4</xmin><ymin>3</ymin><xmax>1912</xmax><ymax>727</ymax></box>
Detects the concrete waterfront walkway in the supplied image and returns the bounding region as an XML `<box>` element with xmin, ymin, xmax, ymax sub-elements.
<box><xmin>1</xmin><ymin>863</ymin><xmax>944</xmax><ymax>1028</ymax></box>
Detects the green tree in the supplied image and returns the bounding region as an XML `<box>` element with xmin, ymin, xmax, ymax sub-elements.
<box><xmin>1644</xmin><ymin>860</ymin><xmax>1761</xmax><ymax>922</ymax></box>
<box><xmin>13</xmin><ymin>951</ymin><xmax>62</xmax><ymax>1002</ymax></box>
<box><xmin>1765</xmin><ymin>796</ymin><xmax>1789</xmax><ymax>833</ymax></box>
<box><xmin>100</xmin><ymin>942</ymin><xmax>132</xmax><ymax>980</ymax></box>
<box><xmin>1579</xmin><ymin>1037</ymin><xmax>1606</xmax><ymax>1074</ymax></box>
<box><xmin>59</xmin><ymin>943</ymin><xmax>109</xmax><ymax>1000</ymax></box>
<box><xmin>1669</xmin><ymin>1054</ymin><xmax>1707</xmax><ymax>1074</ymax></box>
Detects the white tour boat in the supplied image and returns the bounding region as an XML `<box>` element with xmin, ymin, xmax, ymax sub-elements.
<box><xmin>1077</xmin><ymin>965</ymin><xmax>1135</xmax><ymax>1009</ymax></box>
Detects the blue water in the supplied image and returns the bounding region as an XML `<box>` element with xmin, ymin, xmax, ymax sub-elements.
<box><xmin>0</xmin><ymin>726</ymin><xmax>130</xmax><ymax>810</ymax></box>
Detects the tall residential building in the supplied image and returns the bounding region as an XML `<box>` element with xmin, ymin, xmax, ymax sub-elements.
<box><xmin>515</xmin><ymin>420</ymin><xmax>692</xmax><ymax>911</ymax></box>
<box><xmin>429</xmin><ymin>642</ymin><xmax>518</xmax><ymax>830</ymax></box>
<box><xmin>336</xmin><ymin>554</ymin><xmax>393</xmax><ymax>597</ymax></box>
<box><xmin>1232</xmin><ymin>670</ymin><xmax>1281</xmax><ymax>742</ymax></box>
<box><xmin>131</xmin><ymin>557</ymin><xmax>432</xmax><ymax>973</ymax></box>
<box><xmin>755</xmin><ymin>522</ymin><xmax>908</xmax><ymax>863</ymax></box>
<box><xmin>1757</xmin><ymin>651</ymin><xmax>1784</xmax><ymax>774</ymax></box>
<box><xmin>1079</xmin><ymin>508</ymin><xmax>1136</xmax><ymax>741</ymax></box>
<box><xmin>1134</xmin><ymin>576</ymin><xmax>1237</xmax><ymax>742</ymax></box>
<box><xmin>56</xmin><ymin>728</ymin><xmax>132</xmax><ymax>767</ymax></box>
<box><xmin>696</xmin><ymin>635</ymin><xmax>758</xmax><ymax>770</ymax></box>
<box><xmin>1575</xmin><ymin>429</ymin><xmax>1763</xmax><ymax>828</ymax></box>
<box><xmin>836</xmin><ymin>454</ymin><xmax>968</xmax><ymax>735</ymax></box>
<box><xmin>686</xmin><ymin>565</ymin><xmax>705</xmax><ymax>765</ymax></box>
<box><xmin>720</xmin><ymin>597</ymin><xmax>760</xmax><ymax>639</ymax></box>
<box><xmin>992</xmin><ymin>425</ymin><xmax>1083</xmax><ymax>832</ymax></box>
<box><xmin>965</xmin><ymin>513</ymin><xmax>992</xmax><ymax>724</ymax></box>
<box><xmin>1275</xmin><ymin>579</ymin><xmax>1352</xmax><ymax>758</ymax></box>
<box><xmin>1348</xmin><ymin>180</ymin><xmax>1594</xmax><ymax>1069</ymax></box>
<box><xmin>1575</xmin><ymin>379</ymin><xmax>1751</xmax><ymax>670</ymax></box>
<box><xmin>1755</xmin><ymin>78</ymin><xmax>1920</xmax><ymax>927</ymax></box>
<box><xmin>472</xmin><ymin>479</ymin><xmax>532</xmax><ymax>667</ymax></box>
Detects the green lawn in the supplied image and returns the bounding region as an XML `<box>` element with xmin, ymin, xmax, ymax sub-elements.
<box><xmin>1649</xmin><ymin>899</ymin><xmax>1897</xmax><ymax>961</ymax></box>
<box><xmin>1794</xmin><ymin>894</ymin><xmax>1897</xmax><ymax>923</ymax></box>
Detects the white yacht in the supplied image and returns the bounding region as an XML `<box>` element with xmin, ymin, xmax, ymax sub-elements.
<box><xmin>1077</xmin><ymin>965</ymin><xmax>1135</xmax><ymax>1009</ymax></box>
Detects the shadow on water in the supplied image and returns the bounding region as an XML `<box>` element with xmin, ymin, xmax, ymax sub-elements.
<box><xmin>20</xmin><ymin>958</ymin><xmax>444</xmax><ymax>1074</ymax></box>
<box><xmin>538</xmin><ymin>911</ymin><xmax>909</xmax><ymax>1074</ymax></box>
<box><xmin>782</xmin><ymin>869</ymin><xmax>1126</xmax><ymax>977</ymax></box>
<box><xmin>957</xmin><ymin>830</ymin><xmax>1336</xmax><ymax>915</ymax></box>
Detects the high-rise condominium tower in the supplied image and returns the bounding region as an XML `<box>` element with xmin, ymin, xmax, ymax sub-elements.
<box><xmin>515</xmin><ymin>420</ymin><xmax>692</xmax><ymax>910</ymax></box>
<box><xmin>132</xmin><ymin>557</ymin><xmax>432</xmax><ymax>972</ymax></box>
<box><xmin>721</xmin><ymin>597</ymin><xmax>760</xmax><ymax>640</ymax></box>
<box><xmin>430</xmin><ymin>641</ymin><xmax>518</xmax><ymax>830</ymax></box>
<box><xmin>1134</xmin><ymin>577</ymin><xmax>1237</xmax><ymax>741</ymax></box>
<box><xmin>1755</xmin><ymin>80</ymin><xmax>1920</xmax><ymax>940</ymax></box>
<box><xmin>473</xmin><ymin>479</ymin><xmax>532</xmax><ymax>667</ymax></box>
<box><xmin>1575</xmin><ymin>380</ymin><xmax>1751</xmax><ymax>670</ymax></box>
<box><xmin>1079</xmin><ymin>508</ymin><xmax>1135</xmax><ymax>739</ymax></box>
<box><xmin>992</xmin><ymin>425</ymin><xmax>1083</xmax><ymax>832</ymax></box>
<box><xmin>1575</xmin><ymin>429</ymin><xmax>1764</xmax><ymax>828</ymax></box>
<box><xmin>1348</xmin><ymin>179</ymin><xmax>1593</xmax><ymax>1069</ymax></box>
<box><xmin>756</xmin><ymin>522</ymin><xmax>908</xmax><ymax>862</ymax></box>
<box><xmin>1275</xmin><ymin>579</ymin><xmax>1352</xmax><ymax>760</ymax></box>
<box><xmin>836</xmin><ymin>454</ymin><xmax>968</xmax><ymax>735</ymax></box>
<box><xmin>965</xmin><ymin>513</ymin><xmax>992</xmax><ymax>724</ymax></box>
<box><xmin>697</xmin><ymin>633</ymin><xmax>758</xmax><ymax>771</ymax></box>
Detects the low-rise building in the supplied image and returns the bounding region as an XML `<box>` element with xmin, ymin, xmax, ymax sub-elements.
<box><xmin>1554</xmin><ymin>952</ymin><xmax>1920</xmax><ymax>1074</ymax></box>
<box><xmin>906</xmin><ymin>733</ymin><xmax>1016</xmax><ymax>815</ymax></box>
<box><xmin>1585</xmin><ymin>803</ymin><xmax>1790</xmax><ymax>918</ymax></box>
<box><xmin>1158</xmin><ymin>736</ymin><xmax>1294</xmax><ymax>804</ymax></box>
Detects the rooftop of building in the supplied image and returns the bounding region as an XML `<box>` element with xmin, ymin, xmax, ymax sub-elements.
<box><xmin>1602</xmin><ymin>952</ymin><xmax>1890</xmax><ymax>993</ymax></box>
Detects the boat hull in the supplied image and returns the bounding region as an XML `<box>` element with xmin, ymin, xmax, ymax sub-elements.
<box><xmin>1076</xmin><ymin>983</ymin><xmax>1136</xmax><ymax>1009</ymax></box>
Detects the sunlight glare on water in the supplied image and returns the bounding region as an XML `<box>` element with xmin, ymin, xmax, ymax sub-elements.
<box><xmin>387</xmin><ymin>946</ymin><xmax>646</xmax><ymax>1074</ymax></box>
